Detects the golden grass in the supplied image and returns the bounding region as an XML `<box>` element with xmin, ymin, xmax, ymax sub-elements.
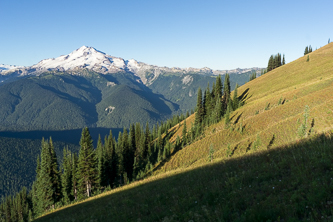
<box><xmin>154</xmin><ymin>43</ymin><xmax>333</xmax><ymax>174</ymax></box>
<box><xmin>36</xmin><ymin>43</ymin><xmax>333</xmax><ymax>222</ymax></box>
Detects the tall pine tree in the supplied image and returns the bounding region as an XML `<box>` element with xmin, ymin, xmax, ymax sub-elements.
<box><xmin>77</xmin><ymin>127</ymin><xmax>98</xmax><ymax>199</ymax></box>
<box><xmin>195</xmin><ymin>87</ymin><xmax>204</xmax><ymax>125</ymax></box>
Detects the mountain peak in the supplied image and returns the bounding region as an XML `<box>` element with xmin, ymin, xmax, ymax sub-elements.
<box><xmin>31</xmin><ymin>46</ymin><xmax>126</xmax><ymax>73</ymax></box>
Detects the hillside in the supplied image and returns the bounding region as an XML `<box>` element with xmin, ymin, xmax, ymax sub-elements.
<box><xmin>0</xmin><ymin>137</ymin><xmax>79</xmax><ymax>198</ymax></box>
<box><xmin>0</xmin><ymin>70</ymin><xmax>178</xmax><ymax>131</ymax></box>
<box><xmin>32</xmin><ymin>42</ymin><xmax>333</xmax><ymax>222</ymax></box>
<box><xmin>0</xmin><ymin>48</ymin><xmax>260</xmax><ymax>200</ymax></box>
<box><xmin>155</xmin><ymin>42</ymin><xmax>333</xmax><ymax>173</ymax></box>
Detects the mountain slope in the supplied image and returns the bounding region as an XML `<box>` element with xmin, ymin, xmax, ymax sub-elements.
<box><xmin>155</xmin><ymin>42</ymin><xmax>333</xmax><ymax>173</ymax></box>
<box><xmin>0</xmin><ymin>137</ymin><xmax>79</xmax><ymax>198</ymax></box>
<box><xmin>0</xmin><ymin>71</ymin><xmax>179</xmax><ymax>131</ymax></box>
<box><xmin>35</xmin><ymin>43</ymin><xmax>333</xmax><ymax>221</ymax></box>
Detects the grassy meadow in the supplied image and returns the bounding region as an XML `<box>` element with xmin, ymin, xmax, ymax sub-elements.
<box><xmin>35</xmin><ymin>43</ymin><xmax>333</xmax><ymax>221</ymax></box>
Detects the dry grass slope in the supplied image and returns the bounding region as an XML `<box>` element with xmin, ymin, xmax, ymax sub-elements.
<box><xmin>35</xmin><ymin>43</ymin><xmax>333</xmax><ymax>221</ymax></box>
<box><xmin>155</xmin><ymin>42</ymin><xmax>333</xmax><ymax>173</ymax></box>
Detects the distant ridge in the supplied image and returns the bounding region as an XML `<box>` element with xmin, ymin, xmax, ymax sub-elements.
<box><xmin>1</xmin><ymin>46</ymin><xmax>262</xmax><ymax>85</ymax></box>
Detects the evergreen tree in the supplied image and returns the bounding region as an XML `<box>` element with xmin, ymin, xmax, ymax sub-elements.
<box><xmin>282</xmin><ymin>54</ymin><xmax>285</xmax><ymax>65</ymax></box>
<box><xmin>144</xmin><ymin>122</ymin><xmax>150</xmax><ymax>160</ymax></box>
<box><xmin>222</xmin><ymin>73</ymin><xmax>230</xmax><ymax>112</ymax></box>
<box><xmin>249</xmin><ymin>72</ymin><xmax>256</xmax><ymax>81</ymax></box>
<box><xmin>96</xmin><ymin>135</ymin><xmax>105</xmax><ymax>187</ymax></box>
<box><xmin>36</xmin><ymin>138</ymin><xmax>60</xmax><ymax>213</ymax></box>
<box><xmin>31</xmin><ymin>155</ymin><xmax>40</xmax><ymax>216</ymax></box>
<box><xmin>71</xmin><ymin>153</ymin><xmax>78</xmax><ymax>200</ymax></box>
<box><xmin>128</xmin><ymin>124</ymin><xmax>136</xmax><ymax>180</ymax></box>
<box><xmin>204</xmin><ymin>84</ymin><xmax>211</xmax><ymax>117</ymax></box>
<box><xmin>120</xmin><ymin>128</ymin><xmax>130</xmax><ymax>184</ymax></box>
<box><xmin>135</xmin><ymin>123</ymin><xmax>141</xmax><ymax>149</ymax></box>
<box><xmin>215</xmin><ymin>75</ymin><xmax>222</xmax><ymax>99</ymax></box>
<box><xmin>212</xmin><ymin>98</ymin><xmax>222</xmax><ymax>123</ymax></box>
<box><xmin>224</xmin><ymin>105</ymin><xmax>231</xmax><ymax>128</ymax></box>
<box><xmin>48</xmin><ymin>138</ymin><xmax>61</xmax><ymax>204</ymax></box>
<box><xmin>77</xmin><ymin>127</ymin><xmax>98</xmax><ymax>199</ymax></box>
<box><xmin>195</xmin><ymin>87</ymin><xmax>203</xmax><ymax>125</ymax></box>
<box><xmin>182</xmin><ymin>119</ymin><xmax>187</xmax><ymax>146</ymax></box>
<box><xmin>267</xmin><ymin>55</ymin><xmax>274</xmax><ymax>72</ymax></box>
<box><xmin>104</xmin><ymin>131</ymin><xmax>117</xmax><ymax>187</ymax></box>
<box><xmin>61</xmin><ymin>147</ymin><xmax>73</xmax><ymax>204</ymax></box>
<box><xmin>309</xmin><ymin>45</ymin><xmax>312</xmax><ymax>53</ymax></box>
<box><xmin>304</xmin><ymin>46</ymin><xmax>309</xmax><ymax>55</ymax></box>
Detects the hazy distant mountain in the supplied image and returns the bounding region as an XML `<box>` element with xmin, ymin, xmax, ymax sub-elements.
<box><xmin>0</xmin><ymin>46</ymin><xmax>263</xmax><ymax>131</ymax></box>
<box><xmin>0</xmin><ymin>46</ymin><xmax>262</xmax><ymax>198</ymax></box>
<box><xmin>0</xmin><ymin>46</ymin><xmax>262</xmax><ymax>85</ymax></box>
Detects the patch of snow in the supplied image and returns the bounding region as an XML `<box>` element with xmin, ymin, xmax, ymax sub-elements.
<box><xmin>182</xmin><ymin>75</ymin><xmax>193</xmax><ymax>85</ymax></box>
<box><xmin>106</xmin><ymin>81</ymin><xmax>116</xmax><ymax>87</ymax></box>
<box><xmin>0</xmin><ymin>64</ymin><xmax>24</xmax><ymax>73</ymax></box>
<box><xmin>105</xmin><ymin>106</ymin><xmax>115</xmax><ymax>115</ymax></box>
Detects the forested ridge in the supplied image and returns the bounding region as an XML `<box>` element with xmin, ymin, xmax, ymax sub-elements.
<box><xmin>0</xmin><ymin>74</ymin><xmax>243</xmax><ymax>221</ymax></box>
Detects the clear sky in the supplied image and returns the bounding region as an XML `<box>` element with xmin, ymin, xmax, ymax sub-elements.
<box><xmin>1</xmin><ymin>0</ymin><xmax>332</xmax><ymax>70</ymax></box>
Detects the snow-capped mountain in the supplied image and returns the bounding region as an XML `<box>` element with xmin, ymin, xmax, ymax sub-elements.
<box><xmin>1</xmin><ymin>46</ymin><xmax>262</xmax><ymax>85</ymax></box>
<box><xmin>0</xmin><ymin>64</ymin><xmax>24</xmax><ymax>72</ymax></box>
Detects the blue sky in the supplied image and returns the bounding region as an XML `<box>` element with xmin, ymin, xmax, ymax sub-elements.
<box><xmin>1</xmin><ymin>0</ymin><xmax>332</xmax><ymax>70</ymax></box>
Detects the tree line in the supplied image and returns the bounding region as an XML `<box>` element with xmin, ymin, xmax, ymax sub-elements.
<box><xmin>0</xmin><ymin>75</ymin><xmax>243</xmax><ymax>221</ymax></box>
<box><xmin>304</xmin><ymin>45</ymin><xmax>312</xmax><ymax>55</ymax></box>
<box><xmin>267</xmin><ymin>53</ymin><xmax>285</xmax><ymax>72</ymax></box>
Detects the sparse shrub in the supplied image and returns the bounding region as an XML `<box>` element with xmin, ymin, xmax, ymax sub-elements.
<box><xmin>265</xmin><ymin>103</ymin><xmax>270</xmax><ymax>110</ymax></box>
<box><xmin>255</xmin><ymin>110</ymin><xmax>259</xmax><ymax>115</ymax></box>
<box><xmin>297</xmin><ymin>105</ymin><xmax>310</xmax><ymax>138</ymax></box>
<box><xmin>278</xmin><ymin>97</ymin><xmax>282</xmax><ymax>105</ymax></box>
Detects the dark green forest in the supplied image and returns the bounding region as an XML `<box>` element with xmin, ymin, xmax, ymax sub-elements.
<box><xmin>0</xmin><ymin>74</ymin><xmax>244</xmax><ymax>221</ymax></box>
<box><xmin>0</xmin><ymin>137</ymin><xmax>79</xmax><ymax>198</ymax></box>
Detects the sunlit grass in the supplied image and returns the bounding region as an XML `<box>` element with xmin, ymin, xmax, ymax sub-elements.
<box><xmin>35</xmin><ymin>43</ymin><xmax>333</xmax><ymax>222</ymax></box>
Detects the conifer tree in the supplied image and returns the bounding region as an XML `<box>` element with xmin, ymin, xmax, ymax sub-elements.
<box><xmin>128</xmin><ymin>124</ymin><xmax>136</xmax><ymax>180</ymax></box>
<box><xmin>182</xmin><ymin>119</ymin><xmax>187</xmax><ymax>146</ymax></box>
<box><xmin>61</xmin><ymin>147</ymin><xmax>73</xmax><ymax>203</ymax></box>
<box><xmin>282</xmin><ymin>54</ymin><xmax>285</xmax><ymax>65</ymax></box>
<box><xmin>276</xmin><ymin>53</ymin><xmax>282</xmax><ymax>67</ymax></box>
<box><xmin>48</xmin><ymin>138</ymin><xmax>61</xmax><ymax>204</ymax></box>
<box><xmin>304</xmin><ymin>46</ymin><xmax>309</xmax><ymax>55</ymax></box>
<box><xmin>31</xmin><ymin>155</ymin><xmax>40</xmax><ymax>215</ymax></box>
<box><xmin>224</xmin><ymin>105</ymin><xmax>231</xmax><ymax>128</ymax></box>
<box><xmin>222</xmin><ymin>73</ymin><xmax>230</xmax><ymax>112</ymax></box>
<box><xmin>135</xmin><ymin>123</ymin><xmax>141</xmax><ymax>149</ymax></box>
<box><xmin>77</xmin><ymin>127</ymin><xmax>98</xmax><ymax>199</ymax></box>
<box><xmin>215</xmin><ymin>75</ymin><xmax>222</xmax><ymax>99</ymax></box>
<box><xmin>195</xmin><ymin>87</ymin><xmax>203</xmax><ymax>125</ymax></box>
<box><xmin>212</xmin><ymin>98</ymin><xmax>222</xmax><ymax>123</ymax></box>
<box><xmin>96</xmin><ymin>135</ymin><xmax>105</xmax><ymax>187</ymax></box>
<box><xmin>104</xmin><ymin>131</ymin><xmax>117</xmax><ymax>187</ymax></box>
<box><xmin>204</xmin><ymin>86</ymin><xmax>211</xmax><ymax>116</ymax></box>
<box><xmin>71</xmin><ymin>153</ymin><xmax>78</xmax><ymax>200</ymax></box>
<box><xmin>144</xmin><ymin>122</ymin><xmax>150</xmax><ymax>160</ymax></box>
<box><xmin>268</xmin><ymin>55</ymin><xmax>274</xmax><ymax>71</ymax></box>
<box><xmin>249</xmin><ymin>72</ymin><xmax>256</xmax><ymax>81</ymax></box>
<box><xmin>36</xmin><ymin>138</ymin><xmax>60</xmax><ymax>213</ymax></box>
